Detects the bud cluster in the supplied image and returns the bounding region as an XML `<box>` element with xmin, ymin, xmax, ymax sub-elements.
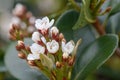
<box><xmin>9</xmin><ymin>3</ymin><xmax>36</xmax><ymax>41</ymax></box>
<box><xmin>15</xmin><ymin>16</ymin><xmax>81</xmax><ymax>80</ymax></box>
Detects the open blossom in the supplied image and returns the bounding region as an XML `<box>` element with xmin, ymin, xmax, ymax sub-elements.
<box><xmin>62</xmin><ymin>40</ymin><xmax>75</xmax><ymax>54</ymax></box>
<box><xmin>35</xmin><ymin>16</ymin><xmax>54</xmax><ymax>30</ymax></box>
<box><xmin>32</xmin><ymin>31</ymin><xmax>46</xmax><ymax>44</ymax></box>
<box><xmin>27</xmin><ymin>53</ymin><xmax>40</xmax><ymax>60</ymax></box>
<box><xmin>27</xmin><ymin>43</ymin><xmax>45</xmax><ymax>60</ymax></box>
<box><xmin>30</xmin><ymin>43</ymin><xmax>45</xmax><ymax>54</ymax></box>
<box><xmin>32</xmin><ymin>32</ymin><xmax>41</xmax><ymax>42</ymax></box>
<box><xmin>46</xmin><ymin>40</ymin><xmax>59</xmax><ymax>54</ymax></box>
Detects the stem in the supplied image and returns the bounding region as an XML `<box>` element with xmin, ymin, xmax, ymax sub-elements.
<box><xmin>92</xmin><ymin>18</ymin><xmax>106</xmax><ymax>35</ymax></box>
<box><xmin>69</xmin><ymin>0</ymin><xmax>80</xmax><ymax>11</ymax></box>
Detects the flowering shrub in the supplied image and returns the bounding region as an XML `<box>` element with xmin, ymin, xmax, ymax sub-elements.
<box><xmin>5</xmin><ymin>0</ymin><xmax>120</xmax><ymax>80</ymax></box>
<box><xmin>14</xmin><ymin>16</ymin><xmax>81</xmax><ymax>80</ymax></box>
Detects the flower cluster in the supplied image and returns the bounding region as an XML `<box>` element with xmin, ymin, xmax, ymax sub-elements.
<box><xmin>9</xmin><ymin>3</ymin><xmax>36</xmax><ymax>40</ymax></box>
<box><xmin>15</xmin><ymin>16</ymin><xmax>81</xmax><ymax>80</ymax></box>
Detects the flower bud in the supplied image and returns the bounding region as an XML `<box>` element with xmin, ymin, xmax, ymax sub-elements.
<box><xmin>62</xmin><ymin>52</ymin><xmax>69</xmax><ymax>61</ymax></box>
<box><xmin>16</xmin><ymin>45</ymin><xmax>21</xmax><ymax>51</ymax></box>
<box><xmin>50</xmin><ymin>26</ymin><xmax>59</xmax><ymax>38</ymax></box>
<box><xmin>13</xmin><ymin>3</ymin><xmax>27</xmax><ymax>18</ymax></box>
<box><xmin>28</xmin><ymin>60</ymin><xmax>36</xmax><ymax>66</ymax></box>
<box><xmin>56</xmin><ymin>61</ymin><xmax>62</xmax><ymax>68</ymax></box>
<box><xmin>25</xmin><ymin>46</ymin><xmax>31</xmax><ymax>52</ymax></box>
<box><xmin>9</xmin><ymin>26</ymin><xmax>15</xmax><ymax>35</ymax></box>
<box><xmin>59</xmin><ymin>33</ymin><xmax>64</xmax><ymax>41</ymax></box>
<box><xmin>9</xmin><ymin>35</ymin><xmax>16</xmax><ymax>41</ymax></box>
<box><xmin>18</xmin><ymin>53</ymin><xmax>26</xmax><ymax>59</ymax></box>
<box><xmin>17</xmin><ymin>40</ymin><xmax>25</xmax><ymax>49</ymax></box>
<box><xmin>68</xmin><ymin>57</ymin><xmax>75</xmax><ymax>66</ymax></box>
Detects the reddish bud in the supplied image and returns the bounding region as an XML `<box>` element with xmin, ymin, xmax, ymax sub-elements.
<box><xmin>106</xmin><ymin>7</ymin><xmax>112</xmax><ymax>13</ymax></box>
<box><xmin>9</xmin><ymin>35</ymin><xmax>16</xmax><ymax>41</ymax></box>
<box><xmin>16</xmin><ymin>45</ymin><xmax>21</xmax><ymax>51</ymax></box>
<box><xmin>17</xmin><ymin>40</ymin><xmax>25</xmax><ymax>49</ymax></box>
<box><xmin>56</xmin><ymin>61</ymin><xmax>62</xmax><ymax>68</ymax></box>
<box><xmin>59</xmin><ymin>33</ymin><xmax>64</xmax><ymax>41</ymax></box>
<box><xmin>18</xmin><ymin>53</ymin><xmax>26</xmax><ymax>59</ymax></box>
<box><xmin>68</xmin><ymin>57</ymin><xmax>75</xmax><ymax>66</ymax></box>
<box><xmin>25</xmin><ymin>46</ymin><xmax>31</xmax><ymax>52</ymax></box>
<box><xmin>28</xmin><ymin>60</ymin><xmax>36</xmax><ymax>66</ymax></box>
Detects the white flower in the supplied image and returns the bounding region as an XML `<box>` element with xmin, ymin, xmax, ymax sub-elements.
<box><xmin>30</xmin><ymin>43</ymin><xmax>45</xmax><ymax>54</ymax></box>
<box><xmin>11</xmin><ymin>17</ymin><xmax>21</xmax><ymax>25</ymax></box>
<box><xmin>62</xmin><ymin>40</ymin><xmax>75</xmax><ymax>54</ymax></box>
<box><xmin>41</xmin><ymin>36</ymin><xmax>46</xmax><ymax>44</ymax></box>
<box><xmin>27</xmin><ymin>53</ymin><xmax>40</xmax><ymax>60</ymax></box>
<box><xmin>46</xmin><ymin>40</ymin><xmax>59</xmax><ymax>54</ymax></box>
<box><xmin>35</xmin><ymin>16</ymin><xmax>54</xmax><ymax>30</ymax></box>
<box><xmin>27</xmin><ymin>43</ymin><xmax>45</xmax><ymax>60</ymax></box>
<box><xmin>50</xmin><ymin>26</ymin><xmax>59</xmax><ymax>36</ymax></box>
<box><xmin>32</xmin><ymin>31</ymin><xmax>46</xmax><ymax>44</ymax></box>
<box><xmin>13</xmin><ymin>3</ymin><xmax>26</xmax><ymax>16</ymax></box>
<box><xmin>32</xmin><ymin>32</ymin><xmax>41</xmax><ymax>42</ymax></box>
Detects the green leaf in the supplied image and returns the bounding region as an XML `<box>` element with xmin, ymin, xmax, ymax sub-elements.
<box><xmin>71</xmin><ymin>34</ymin><xmax>118</xmax><ymax>80</ymax></box>
<box><xmin>73</xmin><ymin>25</ymin><xmax>96</xmax><ymax>58</ymax></box>
<box><xmin>5</xmin><ymin>38</ymin><xmax>48</xmax><ymax>80</ymax></box>
<box><xmin>55</xmin><ymin>9</ymin><xmax>79</xmax><ymax>41</ymax></box>
<box><xmin>72</xmin><ymin>6</ymin><xmax>88</xmax><ymax>29</ymax></box>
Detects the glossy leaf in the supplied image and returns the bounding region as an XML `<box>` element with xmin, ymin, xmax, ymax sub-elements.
<box><xmin>55</xmin><ymin>9</ymin><xmax>96</xmax><ymax>57</ymax></box>
<box><xmin>71</xmin><ymin>34</ymin><xmax>118</xmax><ymax>80</ymax></box>
<box><xmin>5</xmin><ymin>38</ymin><xmax>48</xmax><ymax>80</ymax></box>
<box><xmin>55</xmin><ymin>9</ymin><xmax>79</xmax><ymax>41</ymax></box>
<box><xmin>73</xmin><ymin>6</ymin><xmax>87</xmax><ymax>29</ymax></box>
<box><xmin>73</xmin><ymin>25</ymin><xmax>96</xmax><ymax>58</ymax></box>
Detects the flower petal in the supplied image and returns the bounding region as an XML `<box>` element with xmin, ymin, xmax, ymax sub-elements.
<box><xmin>32</xmin><ymin>32</ymin><xmax>40</xmax><ymax>42</ymax></box>
<box><xmin>27</xmin><ymin>53</ymin><xmax>40</xmax><ymax>60</ymax></box>
<box><xmin>62</xmin><ymin>40</ymin><xmax>75</xmax><ymax>54</ymax></box>
<box><xmin>30</xmin><ymin>43</ymin><xmax>45</xmax><ymax>54</ymax></box>
<box><xmin>48</xmin><ymin>19</ymin><xmax>54</xmax><ymax>27</ymax></box>
<box><xmin>46</xmin><ymin>40</ymin><xmax>59</xmax><ymax>54</ymax></box>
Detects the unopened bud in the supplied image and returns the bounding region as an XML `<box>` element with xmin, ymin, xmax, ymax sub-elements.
<box><xmin>68</xmin><ymin>57</ymin><xmax>75</xmax><ymax>66</ymax></box>
<box><xmin>26</xmin><ymin>11</ymin><xmax>32</xmax><ymax>19</ymax></box>
<box><xmin>62</xmin><ymin>38</ymin><xmax>66</xmax><ymax>43</ymax></box>
<box><xmin>56</xmin><ymin>61</ymin><xmax>62</xmax><ymax>68</ymax></box>
<box><xmin>105</xmin><ymin>7</ymin><xmax>111</xmax><ymax>13</ymax></box>
<box><xmin>59</xmin><ymin>33</ymin><xmax>64</xmax><ymax>41</ymax></box>
<box><xmin>12</xmin><ymin>24</ymin><xmax>20</xmax><ymax>30</ymax></box>
<box><xmin>17</xmin><ymin>40</ymin><xmax>25</xmax><ymax>49</ymax></box>
<box><xmin>13</xmin><ymin>3</ymin><xmax>27</xmax><ymax>18</ymax></box>
<box><xmin>19</xmin><ymin>34</ymin><xmax>24</xmax><ymax>40</ymax></box>
<box><xmin>62</xmin><ymin>53</ymin><xmax>69</xmax><ymax>61</ymax></box>
<box><xmin>16</xmin><ymin>45</ymin><xmax>21</xmax><ymax>51</ymax></box>
<box><xmin>9</xmin><ymin>26</ymin><xmax>15</xmax><ymax>35</ymax></box>
<box><xmin>25</xmin><ymin>46</ymin><xmax>31</xmax><ymax>52</ymax></box>
<box><xmin>9</xmin><ymin>35</ymin><xmax>16</xmax><ymax>41</ymax></box>
<box><xmin>28</xmin><ymin>60</ymin><xmax>36</xmax><ymax>66</ymax></box>
<box><xmin>18</xmin><ymin>53</ymin><xmax>26</xmax><ymax>59</ymax></box>
<box><xmin>50</xmin><ymin>26</ymin><xmax>59</xmax><ymax>37</ymax></box>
